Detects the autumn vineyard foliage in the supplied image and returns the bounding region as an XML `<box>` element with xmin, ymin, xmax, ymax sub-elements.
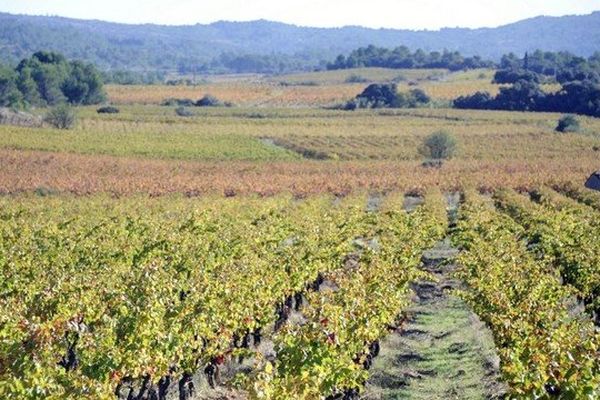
<box><xmin>1</xmin><ymin>187</ymin><xmax>599</xmax><ymax>398</ymax></box>
<box><xmin>1</xmin><ymin>67</ymin><xmax>600</xmax><ymax>399</ymax></box>
<box><xmin>452</xmin><ymin>190</ymin><xmax>599</xmax><ymax>398</ymax></box>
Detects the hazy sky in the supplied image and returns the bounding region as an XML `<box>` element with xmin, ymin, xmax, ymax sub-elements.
<box><xmin>1</xmin><ymin>0</ymin><xmax>600</xmax><ymax>29</ymax></box>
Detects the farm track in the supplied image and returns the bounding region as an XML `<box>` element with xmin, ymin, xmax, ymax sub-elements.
<box><xmin>362</xmin><ymin>238</ymin><xmax>505</xmax><ymax>400</ymax></box>
<box><xmin>362</xmin><ymin>195</ymin><xmax>505</xmax><ymax>400</ymax></box>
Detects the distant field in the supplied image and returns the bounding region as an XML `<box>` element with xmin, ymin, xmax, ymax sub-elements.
<box><xmin>106</xmin><ymin>82</ymin><xmax>363</xmax><ymax>107</ymax></box>
<box><xmin>1</xmin><ymin>106</ymin><xmax>598</xmax><ymax>163</ymax></box>
<box><xmin>2</xmin><ymin>67</ymin><xmax>599</xmax><ymax>196</ymax></box>
<box><xmin>105</xmin><ymin>68</ymin><xmax>503</xmax><ymax>106</ymax></box>
<box><xmin>273</xmin><ymin>67</ymin><xmax>447</xmax><ymax>85</ymax></box>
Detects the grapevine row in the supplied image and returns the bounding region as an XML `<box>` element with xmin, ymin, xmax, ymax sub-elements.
<box><xmin>248</xmin><ymin>190</ymin><xmax>448</xmax><ymax>399</ymax></box>
<box><xmin>552</xmin><ymin>182</ymin><xmax>600</xmax><ymax>212</ymax></box>
<box><xmin>0</xmin><ymin>194</ymin><xmax>372</xmax><ymax>399</ymax></box>
<box><xmin>494</xmin><ymin>188</ymin><xmax>600</xmax><ymax>322</ymax></box>
<box><xmin>452</xmin><ymin>190</ymin><xmax>599</xmax><ymax>398</ymax></box>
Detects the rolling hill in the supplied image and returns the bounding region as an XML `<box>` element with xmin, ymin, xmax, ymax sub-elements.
<box><xmin>0</xmin><ymin>11</ymin><xmax>599</xmax><ymax>72</ymax></box>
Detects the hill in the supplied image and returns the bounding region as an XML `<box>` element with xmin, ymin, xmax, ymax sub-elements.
<box><xmin>0</xmin><ymin>11</ymin><xmax>599</xmax><ymax>72</ymax></box>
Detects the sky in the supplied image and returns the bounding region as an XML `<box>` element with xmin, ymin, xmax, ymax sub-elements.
<box><xmin>0</xmin><ymin>0</ymin><xmax>599</xmax><ymax>29</ymax></box>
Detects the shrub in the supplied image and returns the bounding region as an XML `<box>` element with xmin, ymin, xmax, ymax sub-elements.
<box><xmin>420</xmin><ymin>131</ymin><xmax>457</xmax><ymax>160</ymax></box>
<box><xmin>408</xmin><ymin>88</ymin><xmax>430</xmax><ymax>105</ymax></box>
<box><xmin>556</xmin><ymin>115</ymin><xmax>581</xmax><ymax>133</ymax></box>
<box><xmin>44</xmin><ymin>104</ymin><xmax>76</xmax><ymax>129</ymax></box>
<box><xmin>97</xmin><ymin>106</ymin><xmax>120</xmax><ymax>114</ymax></box>
<box><xmin>493</xmin><ymin>69</ymin><xmax>541</xmax><ymax>84</ymax></box>
<box><xmin>453</xmin><ymin>91</ymin><xmax>494</xmax><ymax>110</ymax></box>
<box><xmin>345</xmin><ymin>74</ymin><xmax>369</xmax><ymax>83</ymax></box>
<box><xmin>175</xmin><ymin>106</ymin><xmax>194</xmax><ymax>117</ymax></box>
<box><xmin>196</xmin><ymin>95</ymin><xmax>223</xmax><ymax>107</ymax></box>
<box><xmin>161</xmin><ymin>98</ymin><xmax>195</xmax><ymax>107</ymax></box>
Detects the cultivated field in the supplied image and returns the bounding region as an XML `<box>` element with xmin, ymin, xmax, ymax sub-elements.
<box><xmin>1</xmin><ymin>68</ymin><xmax>599</xmax><ymax>399</ymax></box>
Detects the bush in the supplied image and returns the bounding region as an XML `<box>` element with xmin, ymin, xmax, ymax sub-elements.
<box><xmin>196</xmin><ymin>95</ymin><xmax>224</xmax><ymax>107</ymax></box>
<box><xmin>96</xmin><ymin>106</ymin><xmax>119</xmax><ymax>114</ymax></box>
<box><xmin>345</xmin><ymin>74</ymin><xmax>369</xmax><ymax>83</ymax></box>
<box><xmin>453</xmin><ymin>91</ymin><xmax>494</xmax><ymax>110</ymax></box>
<box><xmin>161</xmin><ymin>98</ymin><xmax>195</xmax><ymax>107</ymax></box>
<box><xmin>420</xmin><ymin>131</ymin><xmax>457</xmax><ymax>160</ymax></box>
<box><xmin>345</xmin><ymin>84</ymin><xmax>431</xmax><ymax>110</ymax></box>
<box><xmin>175</xmin><ymin>106</ymin><xmax>194</xmax><ymax>117</ymax></box>
<box><xmin>556</xmin><ymin>115</ymin><xmax>581</xmax><ymax>133</ymax></box>
<box><xmin>44</xmin><ymin>104</ymin><xmax>76</xmax><ymax>129</ymax></box>
<box><xmin>493</xmin><ymin>69</ymin><xmax>541</xmax><ymax>84</ymax></box>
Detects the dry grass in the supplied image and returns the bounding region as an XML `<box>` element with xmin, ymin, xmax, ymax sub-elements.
<box><xmin>106</xmin><ymin>83</ymin><xmax>363</xmax><ymax>107</ymax></box>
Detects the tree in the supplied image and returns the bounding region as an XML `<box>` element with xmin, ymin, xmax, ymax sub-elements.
<box><xmin>0</xmin><ymin>66</ymin><xmax>23</xmax><ymax>108</ymax></box>
<box><xmin>62</xmin><ymin>61</ymin><xmax>106</xmax><ymax>104</ymax></box>
<box><xmin>345</xmin><ymin>84</ymin><xmax>431</xmax><ymax>110</ymax></box>
<box><xmin>420</xmin><ymin>131</ymin><xmax>457</xmax><ymax>160</ymax></box>
<box><xmin>10</xmin><ymin>51</ymin><xmax>106</xmax><ymax>107</ymax></box>
<box><xmin>327</xmin><ymin>45</ymin><xmax>494</xmax><ymax>71</ymax></box>
<box><xmin>16</xmin><ymin>66</ymin><xmax>42</xmax><ymax>106</ymax></box>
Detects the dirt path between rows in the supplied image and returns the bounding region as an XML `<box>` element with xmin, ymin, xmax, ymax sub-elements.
<box><xmin>362</xmin><ymin>199</ymin><xmax>506</xmax><ymax>400</ymax></box>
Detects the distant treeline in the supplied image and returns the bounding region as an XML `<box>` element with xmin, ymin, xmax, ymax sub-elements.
<box><xmin>327</xmin><ymin>45</ymin><xmax>495</xmax><ymax>71</ymax></box>
<box><xmin>177</xmin><ymin>52</ymin><xmax>321</xmax><ymax>75</ymax></box>
<box><xmin>454</xmin><ymin>80</ymin><xmax>600</xmax><ymax>117</ymax></box>
<box><xmin>101</xmin><ymin>70</ymin><xmax>166</xmax><ymax>85</ymax></box>
<box><xmin>0</xmin><ymin>51</ymin><xmax>105</xmax><ymax>108</ymax></box>
<box><xmin>494</xmin><ymin>50</ymin><xmax>600</xmax><ymax>84</ymax></box>
<box><xmin>454</xmin><ymin>51</ymin><xmax>600</xmax><ymax>117</ymax></box>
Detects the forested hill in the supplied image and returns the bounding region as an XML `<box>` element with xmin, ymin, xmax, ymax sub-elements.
<box><xmin>1</xmin><ymin>11</ymin><xmax>599</xmax><ymax>72</ymax></box>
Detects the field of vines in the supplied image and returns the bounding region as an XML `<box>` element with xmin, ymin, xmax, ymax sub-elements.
<box><xmin>0</xmin><ymin>102</ymin><xmax>599</xmax><ymax>197</ymax></box>
<box><xmin>1</xmin><ymin>66</ymin><xmax>600</xmax><ymax>399</ymax></box>
<box><xmin>453</xmin><ymin>189</ymin><xmax>599</xmax><ymax>398</ymax></box>
<box><xmin>1</xmin><ymin>186</ymin><xmax>599</xmax><ymax>399</ymax></box>
<box><xmin>0</xmin><ymin>190</ymin><xmax>446</xmax><ymax>399</ymax></box>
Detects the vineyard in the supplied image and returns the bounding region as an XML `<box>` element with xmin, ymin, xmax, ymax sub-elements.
<box><xmin>1</xmin><ymin>63</ymin><xmax>600</xmax><ymax>399</ymax></box>
<box><xmin>0</xmin><ymin>103</ymin><xmax>599</xmax><ymax>197</ymax></box>
<box><xmin>1</xmin><ymin>187</ymin><xmax>599</xmax><ymax>399</ymax></box>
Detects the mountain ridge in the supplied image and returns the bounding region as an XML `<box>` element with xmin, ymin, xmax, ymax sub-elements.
<box><xmin>1</xmin><ymin>11</ymin><xmax>599</xmax><ymax>72</ymax></box>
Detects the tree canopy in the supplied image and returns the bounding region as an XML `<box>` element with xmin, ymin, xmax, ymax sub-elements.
<box><xmin>454</xmin><ymin>79</ymin><xmax>600</xmax><ymax>117</ymax></box>
<box><xmin>344</xmin><ymin>83</ymin><xmax>431</xmax><ymax>110</ymax></box>
<box><xmin>0</xmin><ymin>51</ymin><xmax>106</xmax><ymax>108</ymax></box>
<box><xmin>327</xmin><ymin>45</ymin><xmax>495</xmax><ymax>71</ymax></box>
<box><xmin>494</xmin><ymin>51</ymin><xmax>600</xmax><ymax>84</ymax></box>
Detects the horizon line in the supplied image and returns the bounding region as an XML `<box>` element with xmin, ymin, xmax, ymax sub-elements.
<box><xmin>1</xmin><ymin>9</ymin><xmax>598</xmax><ymax>32</ymax></box>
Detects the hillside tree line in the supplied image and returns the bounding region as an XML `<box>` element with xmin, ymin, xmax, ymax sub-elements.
<box><xmin>494</xmin><ymin>50</ymin><xmax>600</xmax><ymax>84</ymax></box>
<box><xmin>327</xmin><ymin>45</ymin><xmax>495</xmax><ymax>71</ymax></box>
<box><xmin>454</xmin><ymin>50</ymin><xmax>600</xmax><ymax>117</ymax></box>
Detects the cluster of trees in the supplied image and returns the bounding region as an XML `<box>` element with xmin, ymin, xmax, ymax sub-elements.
<box><xmin>0</xmin><ymin>51</ymin><xmax>105</xmax><ymax>108</ymax></box>
<box><xmin>101</xmin><ymin>70</ymin><xmax>166</xmax><ymax>85</ymax></box>
<box><xmin>454</xmin><ymin>79</ymin><xmax>600</xmax><ymax>117</ymax></box>
<box><xmin>344</xmin><ymin>83</ymin><xmax>431</xmax><ymax>110</ymax></box>
<box><xmin>453</xmin><ymin>50</ymin><xmax>600</xmax><ymax>117</ymax></box>
<box><xmin>494</xmin><ymin>51</ymin><xmax>600</xmax><ymax>84</ymax></box>
<box><xmin>327</xmin><ymin>45</ymin><xmax>495</xmax><ymax>71</ymax></box>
